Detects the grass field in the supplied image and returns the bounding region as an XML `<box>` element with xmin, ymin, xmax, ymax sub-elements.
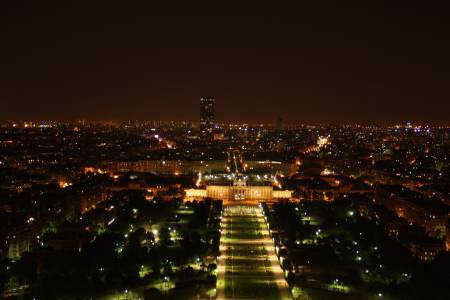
<box><xmin>217</xmin><ymin>205</ymin><xmax>291</xmax><ymax>299</ymax></box>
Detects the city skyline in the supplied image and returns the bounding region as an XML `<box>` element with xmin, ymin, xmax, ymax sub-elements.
<box><xmin>2</xmin><ymin>96</ymin><xmax>450</xmax><ymax>127</ymax></box>
<box><xmin>1</xmin><ymin>93</ymin><xmax>449</xmax><ymax>299</ymax></box>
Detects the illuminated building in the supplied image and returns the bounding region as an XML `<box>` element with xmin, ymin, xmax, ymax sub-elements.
<box><xmin>200</xmin><ymin>97</ymin><xmax>215</xmax><ymax>137</ymax></box>
<box><xmin>111</xmin><ymin>160</ymin><xmax>226</xmax><ymax>175</ymax></box>
<box><xmin>375</xmin><ymin>185</ymin><xmax>448</xmax><ymax>238</ymax></box>
<box><xmin>185</xmin><ymin>175</ymin><xmax>292</xmax><ymax>202</ymax></box>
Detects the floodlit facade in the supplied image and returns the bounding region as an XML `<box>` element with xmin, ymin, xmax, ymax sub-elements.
<box><xmin>185</xmin><ymin>178</ymin><xmax>292</xmax><ymax>202</ymax></box>
<box><xmin>185</xmin><ymin>188</ymin><xmax>207</xmax><ymax>198</ymax></box>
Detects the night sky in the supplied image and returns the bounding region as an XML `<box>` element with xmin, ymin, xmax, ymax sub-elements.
<box><xmin>1</xmin><ymin>2</ymin><xmax>450</xmax><ymax>124</ymax></box>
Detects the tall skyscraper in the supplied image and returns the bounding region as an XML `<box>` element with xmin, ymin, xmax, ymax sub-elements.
<box><xmin>200</xmin><ymin>97</ymin><xmax>215</xmax><ymax>137</ymax></box>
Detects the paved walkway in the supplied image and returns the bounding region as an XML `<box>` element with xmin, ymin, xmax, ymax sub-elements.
<box><xmin>217</xmin><ymin>205</ymin><xmax>291</xmax><ymax>300</ymax></box>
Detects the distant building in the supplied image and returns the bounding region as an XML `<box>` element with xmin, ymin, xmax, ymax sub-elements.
<box><xmin>109</xmin><ymin>159</ymin><xmax>296</xmax><ymax>176</ymax></box>
<box><xmin>375</xmin><ymin>185</ymin><xmax>449</xmax><ymax>238</ymax></box>
<box><xmin>200</xmin><ymin>97</ymin><xmax>215</xmax><ymax>137</ymax></box>
<box><xmin>213</xmin><ymin>133</ymin><xmax>225</xmax><ymax>141</ymax></box>
<box><xmin>110</xmin><ymin>160</ymin><xmax>226</xmax><ymax>175</ymax></box>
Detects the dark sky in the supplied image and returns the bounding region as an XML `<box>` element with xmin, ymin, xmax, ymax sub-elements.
<box><xmin>1</xmin><ymin>1</ymin><xmax>450</xmax><ymax>124</ymax></box>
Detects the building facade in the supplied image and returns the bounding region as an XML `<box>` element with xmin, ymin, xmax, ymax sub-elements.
<box><xmin>185</xmin><ymin>178</ymin><xmax>292</xmax><ymax>202</ymax></box>
<box><xmin>200</xmin><ymin>97</ymin><xmax>215</xmax><ymax>137</ymax></box>
<box><xmin>110</xmin><ymin>160</ymin><xmax>226</xmax><ymax>175</ymax></box>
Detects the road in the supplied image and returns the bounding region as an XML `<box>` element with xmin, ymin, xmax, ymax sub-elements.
<box><xmin>227</xmin><ymin>151</ymin><xmax>244</xmax><ymax>174</ymax></box>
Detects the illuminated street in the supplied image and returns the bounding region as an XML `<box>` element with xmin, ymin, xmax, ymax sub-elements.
<box><xmin>217</xmin><ymin>205</ymin><xmax>291</xmax><ymax>300</ymax></box>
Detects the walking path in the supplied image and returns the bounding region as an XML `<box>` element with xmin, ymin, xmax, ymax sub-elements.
<box><xmin>217</xmin><ymin>205</ymin><xmax>291</xmax><ymax>300</ymax></box>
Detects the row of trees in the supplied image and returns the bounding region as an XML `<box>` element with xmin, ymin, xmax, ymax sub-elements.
<box><xmin>263</xmin><ymin>199</ymin><xmax>450</xmax><ymax>299</ymax></box>
<box><xmin>0</xmin><ymin>191</ymin><xmax>222</xmax><ymax>299</ymax></box>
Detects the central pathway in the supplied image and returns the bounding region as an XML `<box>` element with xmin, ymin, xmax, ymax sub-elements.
<box><xmin>217</xmin><ymin>205</ymin><xmax>291</xmax><ymax>300</ymax></box>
